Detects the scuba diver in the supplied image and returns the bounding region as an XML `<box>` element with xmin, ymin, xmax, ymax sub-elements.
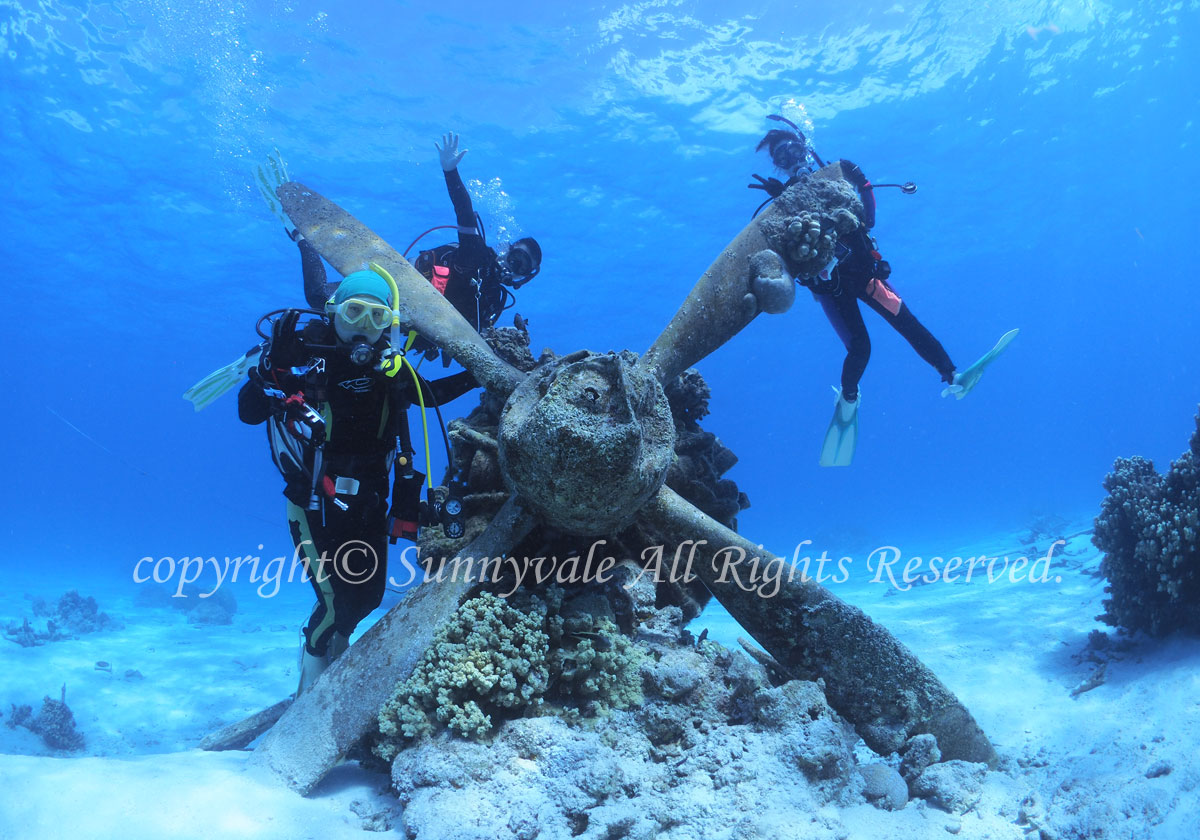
<box><xmin>749</xmin><ymin>114</ymin><xmax>1017</xmax><ymax>466</ymax></box>
<box><xmin>236</xmin><ymin>268</ymin><xmax>477</xmax><ymax>695</ymax></box>
<box><xmin>290</xmin><ymin>133</ymin><xmax>542</xmax><ymax>365</ymax></box>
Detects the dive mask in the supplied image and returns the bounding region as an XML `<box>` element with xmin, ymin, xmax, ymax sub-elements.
<box><xmin>328</xmin><ymin>297</ymin><xmax>392</xmax><ymax>331</ymax></box>
<box><xmin>502</xmin><ymin>239</ymin><xmax>541</xmax><ymax>285</ymax></box>
<box><xmin>505</xmin><ymin>245</ymin><xmax>535</xmax><ymax>278</ymax></box>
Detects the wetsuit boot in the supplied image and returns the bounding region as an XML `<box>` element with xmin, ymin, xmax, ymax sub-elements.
<box><xmin>296</xmin><ymin>631</ymin><xmax>348</xmax><ymax>696</ymax></box>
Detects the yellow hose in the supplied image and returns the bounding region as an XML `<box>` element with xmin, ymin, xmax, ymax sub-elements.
<box><xmin>369</xmin><ymin>262</ymin><xmax>434</xmax><ymax>490</ymax></box>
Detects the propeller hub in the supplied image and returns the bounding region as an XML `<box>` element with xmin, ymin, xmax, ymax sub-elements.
<box><xmin>498</xmin><ymin>351</ymin><xmax>676</xmax><ymax>536</ymax></box>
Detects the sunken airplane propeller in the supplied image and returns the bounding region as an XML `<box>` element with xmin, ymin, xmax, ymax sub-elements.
<box><xmin>242</xmin><ymin>164</ymin><xmax>997</xmax><ymax>794</ymax></box>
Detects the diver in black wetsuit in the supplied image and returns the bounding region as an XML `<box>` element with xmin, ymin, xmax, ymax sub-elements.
<box><xmin>808</xmin><ymin>160</ymin><xmax>957</xmax><ymax>403</ymax></box>
<box><xmin>418</xmin><ymin>133</ymin><xmax>542</xmax><ymax>331</ymax></box>
<box><xmin>237</xmin><ymin>270</ymin><xmax>475</xmax><ymax>694</ymax></box>
<box><xmin>293</xmin><ymin>132</ymin><xmax>542</xmax><ymax>363</ymax></box>
<box><xmin>751</xmin><ymin>124</ymin><xmax>957</xmax><ymax>405</ymax></box>
<box><xmin>749</xmin><ymin>114</ymin><xmax>982</xmax><ymax>466</ymax></box>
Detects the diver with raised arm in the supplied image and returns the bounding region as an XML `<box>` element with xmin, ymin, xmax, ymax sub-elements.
<box><xmin>286</xmin><ymin>133</ymin><xmax>543</xmax><ymax>365</ymax></box>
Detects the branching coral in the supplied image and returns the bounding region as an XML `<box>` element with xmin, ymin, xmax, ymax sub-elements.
<box><xmin>542</xmin><ymin>589</ymin><xmax>644</xmax><ymax>715</ymax></box>
<box><xmin>376</xmin><ymin>592</ymin><xmax>550</xmax><ymax>756</ymax></box>
<box><xmin>375</xmin><ymin>586</ymin><xmax>647</xmax><ymax>759</ymax></box>
<box><xmin>552</xmin><ymin>623</ymin><xmax>643</xmax><ymax>710</ymax></box>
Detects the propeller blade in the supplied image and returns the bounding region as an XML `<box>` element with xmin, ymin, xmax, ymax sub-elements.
<box><xmin>638</xmin><ymin>162</ymin><xmax>847</xmax><ymax>385</ymax></box>
<box><xmin>641</xmin><ymin>484</ymin><xmax>998</xmax><ymax>765</ymax></box>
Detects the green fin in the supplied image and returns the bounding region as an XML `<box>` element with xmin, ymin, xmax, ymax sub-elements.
<box><xmin>819</xmin><ymin>386</ymin><xmax>859</xmax><ymax>467</ymax></box>
<box><xmin>942</xmin><ymin>328</ymin><xmax>1019</xmax><ymax>399</ymax></box>
<box><xmin>254</xmin><ymin>147</ymin><xmax>292</xmax><ymax>230</ymax></box>
<box><xmin>183</xmin><ymin>347</ymin><xmax>263</xmax><ymax>412</ymax></box>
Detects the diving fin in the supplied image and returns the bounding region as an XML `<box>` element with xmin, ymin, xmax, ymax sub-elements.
<box><xmin>819</xmin><ymin>386</ymin><xmax>859</xmax><ymax>467</ymax></box>
<box><xmin>254</xmin><ymin>147</ymin><xmax>293</xmax><ymax>231</ymax></box>
<box><xmin>183</xmin><ymin>345</ymin><xmax>263</xmax><ymax>412</ymax></box>
<box><xmin>942</xmin><ymin>328</ymin><xmax>1019</xmax><ymax>399</ymax></box>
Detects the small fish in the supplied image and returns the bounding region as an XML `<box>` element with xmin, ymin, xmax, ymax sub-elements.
<box><xmin>1134</xmin><ymin>227</ymin><xmax>1144</xmax><ymax>241</ymax></box>
<box><xmin>571</xmin><ymin>630</ymin><xmax>612</xmax><ymax>651</ymax></box>
<box><xmin>514</xmin><ymin>312</ymin><xmax>529</xmax><ymax>333</ymax></box>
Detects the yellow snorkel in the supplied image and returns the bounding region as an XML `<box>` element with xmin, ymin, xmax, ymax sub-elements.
<box><xmin>368</xmin><ymin>262</ymin><xmax>434</xmax><ymax>490</ymax></box>
<box><xmin>368</xmin><ymin>261</ymin><xmax>404</xmax><ymax>365</ymax></box>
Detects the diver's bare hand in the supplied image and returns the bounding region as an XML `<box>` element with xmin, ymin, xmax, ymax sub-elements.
<box><xmin>436</xmin><ymin>133</ymin><xmax>466</xmax><ymax>171</ymax></box>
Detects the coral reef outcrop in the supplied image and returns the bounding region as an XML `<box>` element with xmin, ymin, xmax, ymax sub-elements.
<box><xmin>1092</xmin><ymin>407</ymin><xmax>1200</xmax><ymax>635</ymax></box>
<box><xmin>7</xmin><ymin>685</ymin><xmax>85</xmax><ymax>751</ymax></box>
<box><xmin>386</xmin><ymin>604</ymin><xmax>862</xmax><ymax>840</ymax></box>
<box><xmin>4</xmin><ymin>590</ymin><xmax>121</xmax><ymax>646</ymax></box>
<box><xmin>382</xmin><ymin>599</ymin><xmax>990</xmax><ymax>839</ymax></box>
<box><xmin>758</xmin><ymin>175</ymin><xmax>864</xmax><ymax>281</ymax></box>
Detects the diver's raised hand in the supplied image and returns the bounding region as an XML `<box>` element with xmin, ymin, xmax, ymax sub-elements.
<box><xmin>748</xmin><ymin>173</ymin><xmax>787</xmax><ymax>198</ymax></box>
<box><xmin>436</xmin><ymin>133</ymin><xmax>466</xmax><ymax>171</ymax></box>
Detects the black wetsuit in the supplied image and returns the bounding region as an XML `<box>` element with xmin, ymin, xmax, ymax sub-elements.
<box><xmin>415</xmin><ymin>167</ymin><xmax>506</xmax><ymax>332</ymax></box>
<box><xmin>814</xmin><ymin>165</ymin><xmax>955</xmax><ymax>400</ymax></box>
<box><xmin>299</xmin><ymin>167</ymin><xmax>505</xmax><ymax>334</ymax></box>
<box><xmin>237</xmin><ymin>318</ymin><xmax>474</xmax><ymax>656</ymax></box>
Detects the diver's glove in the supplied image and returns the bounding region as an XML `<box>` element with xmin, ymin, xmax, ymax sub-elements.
<box><xmin>748</xmin><ymin>173</ymin><xmax>787</xmax><ymax>198</ymax></box>
<box><xmin>247</xmin><ymin>365</ymin><xmax>267</xmax><ymax>390</ymax></box>
<box><xmin>246</xmin><ymin>365</ymin><xmax>286</xmax><ymax>404</ymax></box>
<box><xmin>378</xmin><ymin>347</ymin><xmax>408</xmax><ymax>379</ymax></box>
<box><xmin>839</xmin><ymin>159</ymin><xmax>870</xmax><ymax>189</ymax></box>
<box><xmin>262</xmin><ymin>309</ymin><xmax>306</xmax><ymax>373</ymax></box>
<box><xmin>436</xmin><ymin>132</ymin><xmax>466</xmax><ymax>171</ymax></box>
<box><xmin>840</xmin><ymin>159</ymin><xmax>876</xmax><ymax>229</ymax></box>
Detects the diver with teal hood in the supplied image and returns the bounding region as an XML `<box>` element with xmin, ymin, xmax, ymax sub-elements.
<box><xmin>749</xmin><ymin>112</ymin><xmax>1018</xmax><ymax>466</ymax></box>
<box><xmin>237</xmin><ymin>268</ymin><xmax>476</xmax><ymax>695</ymax></box>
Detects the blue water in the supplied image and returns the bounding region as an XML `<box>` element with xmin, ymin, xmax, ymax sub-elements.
<box><xmin>3</xmin><ymin>2</ymin><xmax>1196</xmax><ymax>609</ymax></box>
